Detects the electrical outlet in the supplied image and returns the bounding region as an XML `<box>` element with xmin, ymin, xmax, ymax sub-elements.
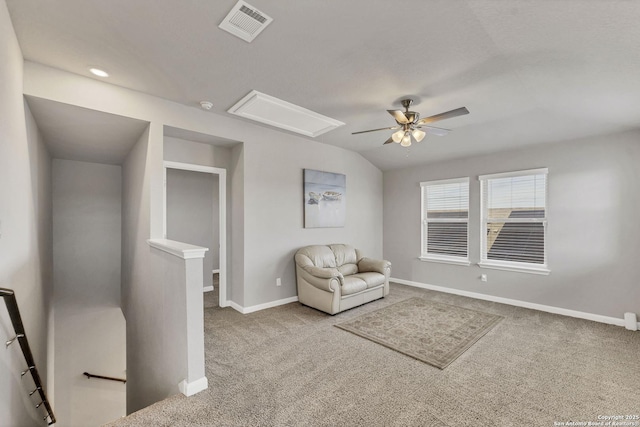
<box><xmin>276</xmin><ymin>278</ymin><xmax>281</xmax><ymax>287</ymax></box>
<box><xmin>480</xmin><ymin>274</ymin><xmax>487</xmax><ymax>282</ymax></box>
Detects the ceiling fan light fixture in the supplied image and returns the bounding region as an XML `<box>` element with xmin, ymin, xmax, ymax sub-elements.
<box><xmin>391</xmin><ymin>130</ymin><xmax>404</xmax><ymax>143</ymax></box>
<box><xmin>412</xmin><ymin>129</ymin><xmax>426</xmax><ymax>142</ymax></box>
<box><xmin>351</xmin><ymin>98</ymin><xmax>469</xmax><ymax>148</ymax></box>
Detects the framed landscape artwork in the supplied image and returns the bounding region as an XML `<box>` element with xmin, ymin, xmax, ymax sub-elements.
<box><xmin>304</xmin><ymin>169</ymin><xmax>346</xmax><ymax>228</ymax></box>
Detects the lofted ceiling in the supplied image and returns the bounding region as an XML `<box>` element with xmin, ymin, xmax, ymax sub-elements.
<box><xmin>7</xmin><ymin>0</ymin><xmax>640</xmax><ymax>170</ymax></box>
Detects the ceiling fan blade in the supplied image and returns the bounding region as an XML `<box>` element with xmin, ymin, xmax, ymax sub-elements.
<box><xmin>387</xmin><ymin>110</ymin><xmax>410</xmax><ymax>124</ymax></box>
<box><xmin>417</xmin><ymin>125</ymin><xmax>451</xmax><ymax>136</ymax></box>
<box><xmin>417</xmin><ymin>107</ymin><xmax>469</xmax><ymax>125</ymax></box>
<box><xmin>352</xmin><ymin>126</ymin><xmax>400</xmax><ymax>135</ymax></box>
<box><xmin>383</xmin><ymin>137</ymin><xmax>394</xmax><ymax>145</ymax></box>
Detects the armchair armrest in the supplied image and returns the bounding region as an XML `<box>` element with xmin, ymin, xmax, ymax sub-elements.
<box><xmin>357</xmin><ymin>257</ymin><xmax>391</xmax><ymax>275</ymax></box>
<box><xmin>297</xmin><ymin>266</ymin><xmax>342</xmax><ymax>292</ymax></box>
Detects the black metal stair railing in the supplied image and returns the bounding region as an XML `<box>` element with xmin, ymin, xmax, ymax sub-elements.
<box><xmin>83</xmin><ymin>372</ymin><xmax>126</xmax><ymax>383</ymax></box>
<box><xmin>1</xmin><ymin>287</ymin><xmax>56</xmax><ymax>425</ymax></box>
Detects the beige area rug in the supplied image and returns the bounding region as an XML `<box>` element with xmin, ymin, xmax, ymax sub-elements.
<box><xmin>335</xmin><ymin>297</ymin><xmax>503</xmax><ymax>369</ymax></box>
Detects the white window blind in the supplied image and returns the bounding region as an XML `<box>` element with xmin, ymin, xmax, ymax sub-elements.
<box><xmin>420</xmin><ymin>177</ymin><xmax>469</xmax><ymax>261</ymax></box>
<box><xmin>480</xmin><ymin>169</ymin><xmax>548</xmax><ymax>268</ymax></box>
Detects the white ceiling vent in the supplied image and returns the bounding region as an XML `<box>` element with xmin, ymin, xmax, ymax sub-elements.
<box><xmin>228</xmin><ymin>90</ymin><xmax>345</xmax><ymax>137</ymax></box>
<box><xmin>219</xmin><ymin>1</ymin><xmax>273</xmax><ymax>43</ymax></box>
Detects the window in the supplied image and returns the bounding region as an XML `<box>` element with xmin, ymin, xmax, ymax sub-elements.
<box><xmin>479</xmin><ymin>168</ymin><xmax>548</xmax><ymax>273</ymax></box>
<box><xmin>420</xmin><ymin>177</ymin><xmax>469</xmax><ymax>264</ymax></box>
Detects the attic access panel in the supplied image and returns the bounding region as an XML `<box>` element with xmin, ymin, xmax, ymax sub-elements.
<box><xmin>227</xmin><ymin>90</ymin><xmax>345</xmax><ymax>137</ymax></box>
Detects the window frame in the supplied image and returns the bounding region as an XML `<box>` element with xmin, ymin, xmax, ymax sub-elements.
<box><xmin>478</xmin><ymin>168</ymin><xmax>549</xmax><ymax>275</ymax></box>
<box><xmin>419</xmin><ymin>177</ymin><xmax>470</xmax><ymax>266</ymax></box>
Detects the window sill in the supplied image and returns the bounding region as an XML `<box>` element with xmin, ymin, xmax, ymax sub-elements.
<box><xmin>478</xmin><ymin>262</ymin><xmax>550</xmax><ymax>275</ymax></box>
<box><xmin>419</xmin><ymin>256</ymin><xmax>471</xmax><ymax>266</ymax></box>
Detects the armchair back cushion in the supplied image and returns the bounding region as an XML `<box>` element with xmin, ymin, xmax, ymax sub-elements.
<box><xmin>330</xmin><ymin>244</ymin><xmax>360</xmax><ymax>276</ymax></box>
<box><xmin>296</xmin><ymin>245</ymin><xmax>337</xmax><ymax>269</ymax></box>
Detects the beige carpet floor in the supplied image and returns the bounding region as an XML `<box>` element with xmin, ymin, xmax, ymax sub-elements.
<box><xmin>106</xmin><ymin>283</ymin><xmax>640</xmax><ymax>427</ymax></box>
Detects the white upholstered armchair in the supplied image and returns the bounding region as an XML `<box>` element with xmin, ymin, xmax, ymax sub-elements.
<box><xmin>295</xmin><ymin>244</ymin><xmax>391</xmax><ymax>315</ymax></box>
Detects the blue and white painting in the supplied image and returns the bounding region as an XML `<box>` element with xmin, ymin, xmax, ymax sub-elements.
<box><xmin>304</xmin><ymin>169</ymin><xmax>346</xmax><ymax>228</ymax></box>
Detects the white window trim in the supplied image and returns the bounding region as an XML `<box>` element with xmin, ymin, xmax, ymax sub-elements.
<box><xmin>420</xmin><ymin>177</ymin><xmax>470</xmax><ymax>264</ymax></box>
<box><xmin>478</xmin><ymin>261</ymin><xmax>550</xmax><ymax>275</ymax></box>
<box><xmin>420</xmin><ymin>176</ymin><xmax>470</xmax><ymax>187</ymax></box>
<box><xmin>420</xmin><ymin>255</ymin><xmax>471</xmax><ymax>266</ymax></box>
<box><xmin>479</xmin><ymin>167</ymin><xmax>549</xmax><ymax>181</ymax></box>
<box><xmin>479</xmin><ymin>168</ymin><xmax>549</xmax><ymax>274</ymax></box>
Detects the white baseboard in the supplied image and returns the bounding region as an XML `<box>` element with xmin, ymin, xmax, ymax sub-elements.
<box><xmin>178</xmin><ymin>376</ymin><xmax>208</xmax><ymax>397</ymax></box>
<box><xmin>203</xmin><ymin>286</ymin><xmax>214</xmax><ymax>292</ymax></box>
<box><xmin>229</xmin><ymin>296</ymin><xmax>299</xmax><ymax>314</ymax></box>
<box><xmin>229</xmin><ymin>301</ymin><xmax>244</xmax><ymax>313</ymax></box>
<box><xmin>391</xmin><ymin>277</ymin><xmax>640</xmax><ymax>330</ymax></box>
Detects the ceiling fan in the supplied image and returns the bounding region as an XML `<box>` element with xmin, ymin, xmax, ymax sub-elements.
<box><xmin>352</xmin><ymin>99</ymin><xmax>469</xmax><ymax>147</ymax></box>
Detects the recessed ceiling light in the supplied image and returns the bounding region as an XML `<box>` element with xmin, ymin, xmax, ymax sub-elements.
<box><xmin>89</xmin><ymin>67</ymin><xmax>109</xmax><ymax>77</ymax></box>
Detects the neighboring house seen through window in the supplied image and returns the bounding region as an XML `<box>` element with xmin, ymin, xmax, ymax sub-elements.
<box><xmin>479</xmin><ymin>168</ymin><xmax>549</xmax><ymax>274</ymax></box>
<box><xmin>420</xmin><ymin>177</ymin><xmax>469</xmax><ymax>264</ymax></box>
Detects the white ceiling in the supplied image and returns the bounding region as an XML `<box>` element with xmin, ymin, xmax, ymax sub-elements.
<box><xmin>8</xmin><ymin>1</ymin><xmax>640</xmax><ymax>170</ymax></box>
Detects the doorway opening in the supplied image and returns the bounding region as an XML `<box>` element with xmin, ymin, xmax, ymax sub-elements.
<box><xmin>163</xmin><ymin>161</ymin><xmax>228</xmax><ymax>307</ymax></box>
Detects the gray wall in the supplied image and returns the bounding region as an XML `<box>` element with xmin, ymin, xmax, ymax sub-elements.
<box><xmin>164</xmin><ymin>131</ymin><xmax>383</xmax><ymax>310</ymax></box>
<box><xmin>230</xmin><ymin>144</ymin><xmax>245</xmax><ymax>305</ymax></box>
<box><xmin>124</xmin><ymin>126</ymin><xmax>209</xmax><ymax>413</ymax></box>
<box><xmin>146</xmin><ymin>246</ymin><xmax>205</xmax><ymax>390</ymax></box>
<box><xmin>20</xmin><ymin>59</ymin><xmax>382</xmax><ymax>412</ymax></box>
<box><xmin>0</xmin><ymin>3</ymin><xmax>53</xmax><ymax>426</ymax></box>
<box><xmin>211</xmin><ymin>177</ymin><xmax>219</xmax><ymax>271</ymax></box>
<box><xmin>164</xmin><ymin>137</ymin><xmax>231</xmax><ymax>291</ymax></box>
<box><xmin>122</xmin><ymin>125</ymin><xmax>169</xmax><ymax>413</ymax></box>
<box><xmin>121</xmin><ymin>126</ymin><xmax>156</xmax><ymax>412</ymax></box>
<box><xmin>384</xmin><ymin>131</ymin><xmax>640</xmax><ymax>319</ymax></box>
<box><xmin>52</xmin><ymin>159</ymin><xmax>125</xmax><ymax>426</ymax></box>
<box><xmin>166</xmin><ymin>168</ymin><xmax>219</xmax><ymax>284</ymax></box>
<box><xmin>163</xmin><ymin>136</ymin><xmax>231</xmax><ymax>169</ymax></box>
<box><xmin>242</xmin><ymin>138</ymin><xmax>383</xmax><ymax>308</ymax></box>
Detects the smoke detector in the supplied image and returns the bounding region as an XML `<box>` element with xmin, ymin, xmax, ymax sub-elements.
<box><xmin>219</xmin><ymin>1</ymin><xmax>273</xmax><ymax>43</ymax></box>
<box><xmin>200</xmin><ymin>101</ymin><xmax>213</xmax><ymax>110</ymax></box>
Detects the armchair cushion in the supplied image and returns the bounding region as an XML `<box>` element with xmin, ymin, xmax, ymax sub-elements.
<box><xmin>337</xmin><ymin>264</ymin><xmax>358</xmax><ymax>276</ymax></box>
<box><xmin>341</xmin><ymin>276</ymin><xmax>368</xmax><ymax>295</ymax></box>
<box><xmin>350</xmin><ymin>272</ymin><xmax>385</xmax><ymax>289</ymax></box>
